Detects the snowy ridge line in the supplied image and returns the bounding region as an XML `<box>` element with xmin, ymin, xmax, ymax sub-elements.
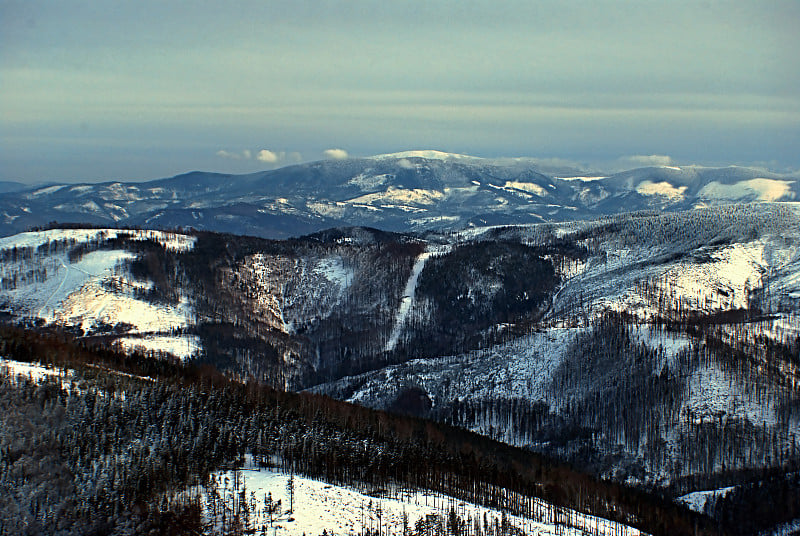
<box><xmin>0</xmin><ymin>228</ymin><xmax>196</xmax><ymax>252</ymax></box>
<box><xmin>370</xmin><ymin>150</ymin><xmax>482</xmax><ymax>161</ymax></box>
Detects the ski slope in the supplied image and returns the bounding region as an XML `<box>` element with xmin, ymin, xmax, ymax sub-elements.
<box><xmin>386</xmin><ymin>245</ymin><xmax>450</xmax><ymax>352</ymax></box>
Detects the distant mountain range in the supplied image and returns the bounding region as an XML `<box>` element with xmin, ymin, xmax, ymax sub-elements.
<box><xmin>1</xmin><ymin>151</ymin><xmax>797</xmax><ymax>238</ymax></box>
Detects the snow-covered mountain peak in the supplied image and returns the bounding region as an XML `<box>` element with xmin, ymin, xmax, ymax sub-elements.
<box><xmin>369</xmin><ymin>150</ymin><xmax>482</xmax><ymax>161</ymax></box>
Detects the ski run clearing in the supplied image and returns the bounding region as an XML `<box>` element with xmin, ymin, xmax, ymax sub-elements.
<box><xmin>0</xmin><ymin>228</ymin><xmax>196</xmax><ymax>360</ymax></box>
<box><xmin>385</xmin><ymin>245</ymin><xmax>450</xmax><ymax>352</ymax></box>
<box><xmin>204</xmin><ymin>459</ymin><xmax>645</xmax><ymax>536</ymax></box>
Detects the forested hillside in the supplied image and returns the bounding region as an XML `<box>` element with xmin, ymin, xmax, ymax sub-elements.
<box><xmin>1</xmin><ymin>203</ymin><xmax>800</xmax><ymax>532</ymax></box>
<box><xmin>0</xmin><ymin>326</ymin><xmax>712</xmax><ymax>535</ymax></box>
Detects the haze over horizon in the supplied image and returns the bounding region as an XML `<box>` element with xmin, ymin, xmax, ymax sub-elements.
<box><xmin>2</xmin><ymin>0</ymin><xmax>798</xmax><ymax>184</ymax></box>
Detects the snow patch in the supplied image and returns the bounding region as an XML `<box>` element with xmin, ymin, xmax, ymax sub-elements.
<box><xmin>206</xmin><ymin>461</ymin><xmax>643</xmax><ymax>536</ymax></box>
<box><xmin>56</xmin><ymin>283</ymin><xmax>192</xmax><ymax>334</ymax></box>
<box><xmin>699</xmin><ymin>179</ymin><xmax>795</xmax><ymax>202</ymax></box>
<box><xmin>0</xmin><ymin>358</ymin><xmax>69</xmax><ymax>383</ymax></box>
<box><xmin>347</xmin><ymin>187</ymin><xmax>445</xmax><ymax>207</ymax></box>
<box><xmin>313</xmin><ymin>257</ymin><xmax>353</xmax><ymax>290</ymax></box>
<box><xmin>0</xmin><ymin>228</ymin><xmax>195</xmax><ymax>252</ymax></box>
<box><xmin>114</xmin><ymin>334</ymin><xmax>201</xmax><ymax>360</ymax></box>
<box><xmin>504</xmin><ymin>181</ymin><xmax>547</xmax><ymax>197</ymax></box>
<box><xmin>676</xmin><ymin>486</ymin><xmax>735</xmax><ymax>514</ymax></box>
<box><xmin>348</xmin><ymin>172</ymin><xmax>393</xmax><ymax>190</ymax></box>
<box><xmin>683</xmin><ymin>364</ymin><xmax>776</xmax><ymax>426</ymax></box>
<box><xmin>370</xmin><ymin>150</ymin><xmax>481</xmax><ymax>161</ymax></box>
<box><xmin>28</xmin><ymin>184</ymin><xmax>66</xmax><ymax>197</ymax></box>
<box><xmin>555</xmin><ymin>176</ymin><xmax>608</xmax><ymax>182</ymax></box>
<box><xmin>635</xmin><ymin>181</ymin><xmax>687</xmax><ymax>201</ymax></box>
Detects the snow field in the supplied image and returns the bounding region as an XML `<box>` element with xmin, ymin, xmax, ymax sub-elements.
<box><xmin>659</xmin><ymin>241</ymin><xmax>766</xmax><ymax>312</ymax></box>
<box><xmin>113</xmin><ymin>334</ymin><xmax>201</xmax><ymax>360</ymax></box>
<box><xmin>676</xmin><ymin>486</ymin><xmax>735</xmax><ymax>514</ymax></box>
<box><xmin>0</xmin><ymin>229</ymin><xmax>198</xmax><ymax>360</ymax></box>
<box><xmin>56</xmin><ymin>282</ymin><xmax>192</xmax><ymax>334</ymax></box>
<box><xmin>0</xmin><ymin>358</ymin><xmax>71</xmax><ymax>383</ymax></box>
<box><xmin>206</xmin><ymin>461</ymin><xmax>644</xmax><ymax>536</ymax></box>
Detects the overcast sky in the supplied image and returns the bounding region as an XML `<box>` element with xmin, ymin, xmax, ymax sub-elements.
<box><xmin>1</xmin><ymin>0</ymin><xmax>798</xmax><ymax>183</ymax></box>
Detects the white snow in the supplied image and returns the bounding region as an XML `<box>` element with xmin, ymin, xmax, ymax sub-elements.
<box><xmin>761</xmin><ymin>518</ymin><xmax>800</xmax><ymax>536</ymax></box>
<box><xmin>0</xmin><ymin>229</ymin><xmax>197</xmax><ymax>347</ymax></box>
<box><xmin>682</xmin><ymin>364</ymin><xmax>777</xmax><ymax>426</ymax></box>
<box><xmin>676</xmin><ymin>486</ymin><xmax>735</xmax><ymax>514</ymax></box>
<box><xmin>313</xmin><ymin>257</ymin><xmax>354</xmax><ymax>290</ymax></box>
<box><xmin>332</xmin><ymin>327</ymin><xmax>580</xmax><ymax>417</ymax></box>
<box><xmin>56</xmin><ymin>284</ymin><xmax>192</xmax><ymax>334</ymax></box>
<box><xmin>348</xmin><ymin>173</ymin><xmax>393</xmax><ymax>190</ymax></box>
<box><xmin>0</xmin><ymin>228</ymin><xmax>195</xmax><ymax>252</ymax></box>
<box><xmin>699</xmin><ymin>179</ymin><xmax>795</xmax><ymax>202</ymax></box>
<box><xmin>504</xmin><ymin>181</ymin><xmax>547</xmax><ymax>197</ymax></box>
<box><xmin>554</xmin><ymin>176</ymin><xmax>608</xmax><ymax>182</ymax></box>
<box><xmin>635</xmin><ymin>181</ymin><xmax>687</xmax><ymax>201</ymax></box>
<box><xmin>409</xmin><ymin>215</ymin><xmax>461</xmax><ymax>227</ymax></box>
<box><xmin>69</xmin><ymin>185</ymin><xmax>94</xmax><ymax>194</ymax></box>
<box><xmin>113</xmin><ymin>334</ymin><xmax>201</xmax><ymax>360</ymax></box>
<box><xmin>385</xmin><ymin>245</ymin><xmax>450</xmax><ymax>352</ymax></box>
<box><xmin>40</xmin><ymin>250</ymin><xmax>137</xmax><ymax>318</ymax></box>
<box><xmin>347</xmin><ymin>187</ymin><xmax>445</xmax><ymax>207</ymax></box>
<box><xmin>206</xmin><ymin>461</ymin><xmax>644</xmax><ymax>536</ymax></box>
<box><xmin>308</xmin><ymin>201</ymin><xmax>348</xmax><ymax>219</ymax></box>
<box><xmin>0</xmin><ymin>358</ymin><xmax>69</xmax><ymax>383</ymax></box>
<box><xmin>370</xmin><ymin>150</ymin><xmax>482</xmax><ymax>161</ymax></box>
<box><xmin>27</xmin><ymin>184</ymin><xmax>66</xmax><ymax>197</ymax></box>
<box><xmin>662</xmin><ymin>241</ymin><xmax>766</xmax><ymax>312</ymax></box>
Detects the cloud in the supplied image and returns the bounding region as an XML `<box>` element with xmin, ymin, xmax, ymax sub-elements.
<box><xmin>216</xmin><ymin>148</ymin><xmax>299</xmax><ymax>166</ymax></box>
<box><xmin>257</xmin><ymin>149</ymin><xmax>280</xmax><ymax>163</ymax></box>
<box><xmin>620</xmin><ymin>154</ymin><xmax>674</xmax><ymax>167</ymax></box>
<box><xmin>216</xmin><ymin>149</ymin><xmax>245</xmax><ymax>160</ymax></box>
<box><xmin>323</xmin><ymin>148</ymin><xmax>349</xmax><ymax>160</ymax></box>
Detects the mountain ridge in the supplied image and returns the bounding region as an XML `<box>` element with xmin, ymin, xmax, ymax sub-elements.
<box><xmin>1</xmin><ymin>154</ymin><xmax>797</xmax><ymax>239</ymax></box>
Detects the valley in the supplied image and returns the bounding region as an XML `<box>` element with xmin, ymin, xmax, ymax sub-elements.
<box><xmin>2</xmin><ymin>163</ymin><xmax>800</xmax><ymax>534</ymax></box>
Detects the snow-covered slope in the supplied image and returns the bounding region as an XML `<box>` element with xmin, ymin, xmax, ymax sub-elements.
<box><xmin>0</xmin><ymin>229</ymin><xmax>198</xmax><ymax>359</ymax></box>
<box><xmin>204</xmin><ymin>459</ymin><xmax>644</xmax><ymax>536</ymax></box>
<box><xmin>309</xmin><ymin>204</ymin><xmax>800</xmax><ymax>488</ymax></box>
<box><xmin>2</xmin><ymin>204</ymin><xmax>800</xmax><ymax>497</ymax></box>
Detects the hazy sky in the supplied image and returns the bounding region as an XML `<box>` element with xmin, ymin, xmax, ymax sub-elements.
<box><xmin>2</xmin><ymin>0</ymin><xmax>798</xmax><ymax>182</ymax></box>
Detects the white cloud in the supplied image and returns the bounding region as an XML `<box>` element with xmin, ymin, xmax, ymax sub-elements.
<box><xmin>242</xmin><ymin>149</ymin><xmax>252</xmax><ymax>159</ymax></box>
<box><xmin>257</xmin><ymin>149</ymin><xmax>280</xmax><ymax>163</ymax></box>
<box><xmin>216</xmin><ymin>149</ymin><xmax>244</xmax><ymax>160</ymax></box>
<box><xmin>620</xmin><ymin>154</ymin><xmax>673</xmax><ymax>167</ymax></box>
<box><xmin>323</xmin><ymin>148</ymin><xmax>349</xmax><ymax>160</ymax></box>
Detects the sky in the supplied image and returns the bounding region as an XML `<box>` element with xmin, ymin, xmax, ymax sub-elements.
<box><xmin>1</xmin><ymin>0</ymin><xmax>799</xmax><ymax>183</ymax></box>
